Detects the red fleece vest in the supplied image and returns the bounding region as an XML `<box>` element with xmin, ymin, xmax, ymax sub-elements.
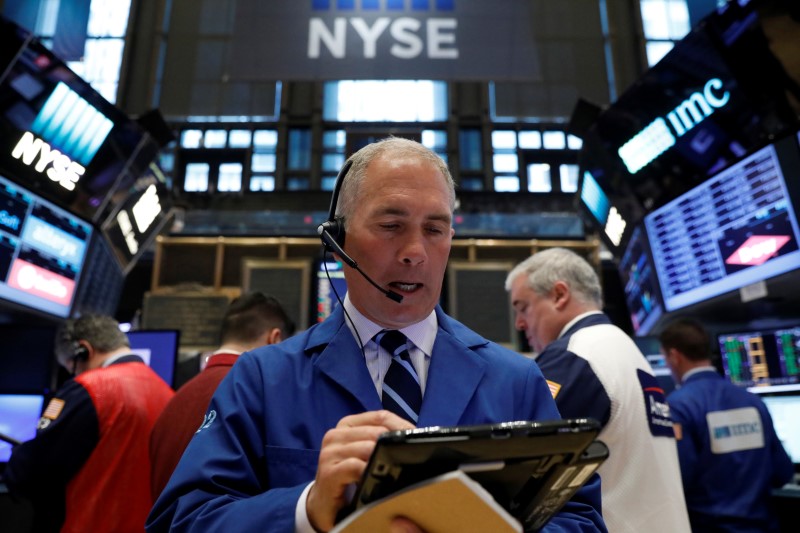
<box><xmin>63</xmin><ymin>362</ymin><xmax>174</xmax><ymax>533</ymax></box>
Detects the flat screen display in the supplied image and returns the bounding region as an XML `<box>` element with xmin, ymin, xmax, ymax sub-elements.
<box><xmin>127</xmin><ymin>329</ymin><xmax>181</xmax><ymax>388</ymax></box>
<box><xmin>644</xmin><ymin>135</ymin><xmax>800</xmax><ymax>312</ymax></box>
<box><xmin>577</xmin><ymin>170</ymin><xmax>632</xmax><ymax>250</ymax></box>
<box><xmin>755</xmin><ymin>392</ymin><xmax>800</xmax><ymax>468</ymax></box>
<box><xmin>717</xmin><ymin>326</ymin><xmax>800</xmax><ymax>391</ymax></box>
<box><xmin>314</xmin><ymin>258</ymin><xmax>347</xmax><ymax>324</ymax></box>
<box><xmin>0</xmin><ymin>393</ymin><xmax>44</xmax><ymax>464</ymax></box>
<box><xmin>618</xmin><ymin>224</ymin><xmax>664</xmax><ymax>335</ymax></box>
<box><xmin>0</xmin><ymin>172</ymin><xmax>92</xmax><ymax>318</ymax></box>
<box><xmin>101</xmin><ymin>162</ymin><xmax>173</xmax><ymax>274</ymax></box>
<box><xmin>0</xmin><ymin>17</ymin><xmax>155</xmax><ymax>223</ymax></box>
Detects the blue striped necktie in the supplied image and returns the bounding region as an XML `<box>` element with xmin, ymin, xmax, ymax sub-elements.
<box><xmin>377</xmin><ymin>330</ymin><xmax>422</xmax><ymax>424</ymax></box>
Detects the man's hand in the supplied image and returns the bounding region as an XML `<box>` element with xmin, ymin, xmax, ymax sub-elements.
<box><xmin>306</xmin><ymin>410</ymin><xmax>414</xmax><ymax>532</ymax></box>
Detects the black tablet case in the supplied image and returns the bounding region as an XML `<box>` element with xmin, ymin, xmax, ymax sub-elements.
<box><xmin>346</xmin><ymin>418</ymin><xmax>609</xmax><ymax>531</ymax></box>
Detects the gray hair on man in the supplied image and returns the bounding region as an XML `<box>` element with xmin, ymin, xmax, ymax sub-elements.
<box><xmin>505</xmin><ymin>247</ymin><xmax>603</xmax><ymax>308</ymax></box>
<box><xmin>335</xmin><ymin>136</ymin><xmax>456</xmax><ymax>229</ymax></box>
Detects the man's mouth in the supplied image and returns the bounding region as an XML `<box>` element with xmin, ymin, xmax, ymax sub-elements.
<box><xmin>390</xmin><ymin>282</ymin><xmax>422</xmax><ymax>293</ymax></box>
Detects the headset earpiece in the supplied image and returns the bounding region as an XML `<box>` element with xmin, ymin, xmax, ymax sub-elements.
<box><xmin>72</xmin><ymin>341</ymin><xmax>89</xmax><ymax>362</ymax></box>
<box><xmin>323</xmin><ymin>218</ymin><xmax>345</xmax><ymax>248</ymax></box>
<box><xmin>319</xmin><ymin>159</ymin><xmax>352</xmax><ymax>252</ymax></box>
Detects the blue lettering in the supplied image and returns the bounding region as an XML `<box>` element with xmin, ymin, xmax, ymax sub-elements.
<box><xmin>0</xmin><ymin>210</ymin><xmax>21</xmax><ymax>231</ymax></box>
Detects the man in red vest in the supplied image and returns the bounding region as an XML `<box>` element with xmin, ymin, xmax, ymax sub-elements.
<box><xmin>5</xmin><ymin>314</ymin><xmax>174</xmax><ymax>533</ymax></box>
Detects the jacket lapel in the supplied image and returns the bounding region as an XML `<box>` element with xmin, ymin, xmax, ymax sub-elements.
<box><xmin>417</xmin><ymin>310</ymin><xmax>488</xmax><ymax>427</ymax></box>
<box><xmin>308</xmin><ymin>307</ymin><xmax>383</xmax><ymax>413</ymax></box>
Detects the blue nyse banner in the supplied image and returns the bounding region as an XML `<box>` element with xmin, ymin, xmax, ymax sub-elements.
<box><xmin>230</xmin><ymin>0</ymin><xmax>545</xmax><ymax>81</ymax></box>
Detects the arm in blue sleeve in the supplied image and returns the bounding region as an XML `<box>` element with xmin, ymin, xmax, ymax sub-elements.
<box><xmin>535</xmin><ymin>349</ymin><xmax>611</xmax><ymax>428</ymax></box>
<box><xmin>5</xmin><ymin>380</ymin><xmax>99</xmax><ymax>497</ymax></box>
<box><xmin>146</xmin><ymin>354</ymin><xmax>311</xmax><ymax>532</ymax></box>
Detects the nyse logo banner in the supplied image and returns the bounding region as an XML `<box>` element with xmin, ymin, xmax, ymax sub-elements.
<box><xmin>230</xmin><ymin>0</ymin><xmax>543</xmax><ymax>80</ymax></box>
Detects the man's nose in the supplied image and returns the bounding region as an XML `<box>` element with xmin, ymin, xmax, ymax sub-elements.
<box><xmin>399</xmin><ymin>232</ymin><xmax>427</xmax><ymax>265</ymax></box>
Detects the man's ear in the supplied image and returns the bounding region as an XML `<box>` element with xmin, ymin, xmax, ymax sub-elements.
<box><xmin>267</xmin><ymin>327</ymin><xmax>283</xmax><ymax>345</ymax></box>
<box><xmin>552</xmin><ymin>281</ymin><xmax>570</xmax><ymax>310</ymax></box>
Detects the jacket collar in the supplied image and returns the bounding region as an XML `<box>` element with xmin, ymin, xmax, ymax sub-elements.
<box><xmin>306</xmin><ymin>306</ymin><xmax>490</xmax><ymax>425</ymax></box>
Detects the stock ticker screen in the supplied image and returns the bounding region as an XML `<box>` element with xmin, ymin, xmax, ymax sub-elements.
<box><xmin>718</xmin><ymin>327</ymin><xmax>800</xmax><ymax>390</ymax></box>
<box><xmin>0</xmin><ymin>172</ymin><xmax>91</xmax><ymax>317</ymax></box>
<box><xmin>644</xmin><ymin>135</ymin><xmax>800</xmax><ymax>312</ymax></box>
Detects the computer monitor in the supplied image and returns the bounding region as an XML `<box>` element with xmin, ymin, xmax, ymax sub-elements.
<box><xmin>312</xmin><ymin>258</ymin><xmax>347</xmax><ymax>325</ymax></box>
<box><xmin>645</xmin><ymin>133</ymin><xmax>800</xmax><ymax>313</ymax></box>
<box><xmin>0</xmin><ymin>393</ymin><xmax>44</xmax><ymax>467</ymax></box>
<box><xmin>750</xmin><ymin>390</ymin><xmax>800</xmax><ymax>471</ymax></box>
<box><xmin>717</xmin><ymin>326</ymin><xmax>800</xmax><ymax>392</ymax></box>
<box><xmin>126</xmin><ymin>329</ymin><xmax>181</xmax><ymax>388</ymax></box>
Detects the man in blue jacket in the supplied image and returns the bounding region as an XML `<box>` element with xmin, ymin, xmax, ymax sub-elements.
<box><xmin>660</xmin><ymin>318</ymin><xmax>794</xmax><ymax>532</ymax></box>
<box><xmin>147</xmin><ymin>137</ymin><xmax>605</xmax><ymax>532</ymax></box>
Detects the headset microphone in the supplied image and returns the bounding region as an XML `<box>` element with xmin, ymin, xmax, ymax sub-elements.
<box><xmin>317</xmin><ymin>223</ymin><xmax>403</xmax><ymax>303</ymax></box>
<box><xmin>318</xmin><ymin>159</ymin><xmax>403</xmax><ymax>304</ymax></box>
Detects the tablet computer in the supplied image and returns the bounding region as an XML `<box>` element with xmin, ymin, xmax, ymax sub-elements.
<box><xmin>344</xmin><ymin>418</ymin><xmax>608</xmax><ymax>531</ymax></box>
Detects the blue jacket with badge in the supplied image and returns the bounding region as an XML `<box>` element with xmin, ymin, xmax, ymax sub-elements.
<box><xmin>668</xmin><ymin>369</ymin><xmax>794</xmax><ymax>532</ymax></box>
<box><xmin>146</xmin><ymin>305</ymin><xmax>605</xmax><ymax>532</ymax></box>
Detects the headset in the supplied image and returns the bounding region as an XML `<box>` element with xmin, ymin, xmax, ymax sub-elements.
<box><xmin>316</xmin><ymin>159</ymin><xmax>403</xmax><ymax>303</ymax></box>
<box><xmin>317</xmin><ymin>159</ymin><xmax>352</xmax><ymax>254</ymax></box>
<box><xmin>72</xmin><ymin>341</ymin><xmax>89</xmax><ymax>362</ymax></box>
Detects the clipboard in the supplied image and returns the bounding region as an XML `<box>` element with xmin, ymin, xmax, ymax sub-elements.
<box><xmin>341</xmin><ymin>418</ymin><xmax>608</xmax><ymax>531</ymax></box>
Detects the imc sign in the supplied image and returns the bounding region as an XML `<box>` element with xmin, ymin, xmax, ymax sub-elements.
<box><xmin>617</xmin><ymin>78</ymin><xmax>731</xmax><ymax>175</ymax></box>
<box><xmin>230</xmin><ymin>0</ymin><xmax>544</xmax><ymax>80</ymax></box>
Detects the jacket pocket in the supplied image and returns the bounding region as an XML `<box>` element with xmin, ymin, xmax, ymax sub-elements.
<box><xmin>265</xmin><ymin>446</ymin><xmax>320</xmax><ymax>487</ymax></box>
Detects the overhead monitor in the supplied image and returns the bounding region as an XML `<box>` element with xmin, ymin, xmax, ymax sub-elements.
<box><xmin>577</xmin><ymin>170</ymin><xmax>634</xmax><ymax>250</ymax></box>
<box><xmin>101</xmin><ymin>162</ymin><xmax>174</xmax><ymax>274</ymax></box>
<box><xmin>579</xmin><ymin>3</ymin><xmax>798</xmax><ymax>214</ymax></box>
<box><xmin>618</xmin><ymin>224</ymin><xmax>664</xmax><ymax>335</ymax></box>
<box><xmin>644</xmin><ymin>133</ymin><xmax>800</xmax><ymax>313</ymax></box>
<box><xmin>0</xmin><ymin>16</ymin><xmax>157</xmax><ymax>223</ymax></box>
<box><xmin>127</xmin><ymin>329</ymin><xmax>181</xmax><ymax>389</ymax></box>
<box><xmin>717</xmin><ymin>326</ymin><xmax>800</xmax><ymax>392</ymax></box>
<box><xmin>0</xmin><ymin>172</ymin><xmax>92</xmax><ymax>318</ymax></box>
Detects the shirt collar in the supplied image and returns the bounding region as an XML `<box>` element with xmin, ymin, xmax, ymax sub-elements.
<box><xmin>557</xmin><ymin>310</ymin><xmax>603</xmax><ymax>339</ymax></box>
<box><xmin>681</xmin><ymin>365</ymin><xmax>717</xmax><ymax>383</ymax></box>
<box><xmin>102</xmin><ymin>352</ymin><xmax>142</xmax><ymax>367</ymax></box>
<box><xmin>342</xmin><ymin>294</ymin><xmax>438</xmax><ymax>355</ymax></box>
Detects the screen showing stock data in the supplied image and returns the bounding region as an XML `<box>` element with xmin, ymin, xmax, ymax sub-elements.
<box><xmin>644</xmin><ymin>137</ymin><xmax>800</xmax><ymax>312</ymax></box>
<box><xmin>718</xmin><ymin>326</ymin><xmax>800</xmax><ymax>391</ymax></box>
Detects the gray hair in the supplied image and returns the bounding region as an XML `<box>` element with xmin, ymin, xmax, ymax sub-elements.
<box><xmin>505</xmin><ymin>247</ymin><xmax>603</xmax><ymax>307</ymax></box>
<box><xmin>335</xmin><ymin>137</ymin><xmax>456</xmax><ymax>228</ymax></box>
<box><xmin>55</xmin><ymin>314</ymin><xmax>130</xmax><ymax>367</ymax></box>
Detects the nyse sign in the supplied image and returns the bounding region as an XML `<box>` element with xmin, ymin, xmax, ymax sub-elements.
<box><xmin>229</xmin><ymin>0</ymin><xmax>545</xmax><ymax>81</ymax></box>
<box><xmin>309</xmin><ymin>16</ymin><xmax>457</xmax><ymax>59</ymax></box>
<box><xmin>11</xmin><ymin>132</ymin><xmax>86</xmax><ymax>191</ymax></box>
